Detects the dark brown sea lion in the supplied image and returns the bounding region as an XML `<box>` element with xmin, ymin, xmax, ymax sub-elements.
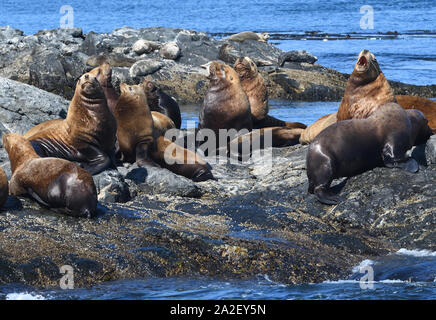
<box><xmin>0</xmin><ymin>167</ymin><xmax>8</xmax><ymax>209</ymax></box>
<box><xmin>396</xmin><ymin>95</ymin><xmax>436</xmax><ymax>132</ymax></box>
<box><xmin>199</xmin><ymin>61</ymin><xmax>253</xmax><ymax>138</ymax></box>
<box><xmin>218</xmin><ymin>43</ymin><xmax>239</xmax><ymax>65</ymax></box>
<box><xmin>24</xmin><ymin>72</ymin><xmax>117</xmax><ymax>175</ymax></box>
<box><xmin>4</xmin><ymin>133</ymin><xmax>97</xmax><ymax>217</ymax></box>
<box><xmin>114</xmin><ymin>83</ymin><xmax>154</xmax><ymax>166</ymax></box>
<box><xmin>307</xmin><ymin>103</ymin><xmax>432</xmax><ymax>205</ymax></box>
<box><xmin>336</xmin><ymin>49</ymin><xmax>395</xmax><ymax>121</ymax></box>
<box><xmin>141</xmin><ymin>80</ymin><xmax>181</xmax><ymax>129</ymax></box>
<box><xmin>88</xmin><ymin>62</ymin><xmax>119</xmax><ymax>114</ymax></box>
<box><xmin>234</xmin><ymin>57</ymin><xmax>306</xmax><ymax>130</ymax></box>
<box><xmin>150</xmin><ymin>136</ymin><xmax>215</xmax><ymax>182</ymax></box>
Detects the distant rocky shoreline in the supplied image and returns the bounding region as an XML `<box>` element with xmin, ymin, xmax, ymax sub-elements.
<box><xmin>0</xmin><ymin>26</ymin><xmax>435</xmax><ymax>289</ymax></box>
<box><xmin>0</xmin><ymin>25</ymin><xmax>435</xmax><ymax>105</ymax></box>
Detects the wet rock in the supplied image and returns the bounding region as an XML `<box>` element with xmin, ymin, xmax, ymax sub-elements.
<box><xmin>159</xmin><ymin>42</ymin><xmax>181</xmax><ymax>60</ymax></box>
<box><xmin>129</xmin><ymin>59</ymin><xmax>164</xmax><ymax>77</ymax></box>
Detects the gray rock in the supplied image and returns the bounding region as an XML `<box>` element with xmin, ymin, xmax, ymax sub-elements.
<box><xmin>0</xmin><ymin>77</ymin><xmax>69</xmax><ymax>134</ymax></box>
<box><xmin>129</xmin><ymin>59</ymin><xmax>164</xmax><ymax>77</ymax></box>
<box><xmin>0</xmin><ymin>26</ymin><xmax>23</xmax><ymax>41</ymax></box>
<box><xmin>278</xmin><ymin>50</ymin><xmax>318</xmax><ymax>66</ymax></box>
<box><xmin>425</xmin><ymin>135</ymin><xmax>436</xmax><ymax>164</ymax></box>
<box><xmin>93</xmin><ymin>169</ymin><xmax>131</xmax><ymax>203</ymax></box>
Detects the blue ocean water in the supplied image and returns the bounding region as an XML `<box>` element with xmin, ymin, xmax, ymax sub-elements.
<box><xmin>0</xmin><ymin>1</ymin><xmax>435</xmax><ymax>299</ymax></box>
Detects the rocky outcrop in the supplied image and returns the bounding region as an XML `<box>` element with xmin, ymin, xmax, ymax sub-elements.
<box><xmin>0</xmin><ymin>26</ymin><xmax>435</xmax><ymax>103</ymax></box>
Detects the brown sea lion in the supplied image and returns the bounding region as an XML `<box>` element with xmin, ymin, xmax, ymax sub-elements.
<box><xmin>234</xmin><ymin>57</ymin><xmax>268</xmax><ymax>122</ymax></box>
<box><xmin>234</xmin><ymin>57</ymin><xmax>306</xmax><ymax>130</ymax></box>
<box><xmin>396</xmin><ymin>95</ymin><xmax>436</xmax><ymax>132</ymax></box>
<box><xmin>199</xmin><ymin>61</ymin><xmax>253</xmax><ymax>139</ymax></box>
<box><xmin>151</xmin><ymin>111</ymin><xmax>175</xmax><ymax>137</ymax></box>
<box><xmin>150</xmin><ymin>136</ymin><xmax>215</xmax><ymax>182</ymax></box>
<box><xmin>336</xmin><ymin>49</ymin><xmax>395</xmax><ymax>121</ymax></box>
<box><xmin>88</xmin><ymin>62</ymin><xmax>119</xmax><ymax>113</ymax></box>
<box><xmin>141</xmin><ymin>80</ymin><xmax>181</xmax><ymax>129</ymax></box>
<box><xmin>114</xmin><ymin>83</ymin><xmax>154</xmax><ymax>166</ymax></box>
<box><xmin>300</xmin><ymin>113</ymin><xmax>338</xmax><ymax>145</ymax></box>
<box><xmin>24</xmin><ymin>72</ymin><xmax>117</xmax><ymax>175</ymax></box>
<box><xmin>307</xmin><ymin>103</ymin><xmax>432</xmax><ymax>205</ymax></box>
<box><xmin>4</xmin><ymin>133</ymin><xmax>97</xmax><ymax>217</ymax></box>
<box><xmin>0</xmin><ymin>167</ymin><xmax>8</xmax><ymax>209</ymax></box>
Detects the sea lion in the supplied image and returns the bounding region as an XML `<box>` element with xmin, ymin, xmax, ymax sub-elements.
<box><xmin>152</xmin><ymin>111</ymin><xmax>176</xmax><ymax>137</ymax></box>
<box><xmin>0</xmin><ymin>167</ymin><xmax>8</xmax><ymax>209</ymax></box>
<box><xmin>336</xmin><ymin>49</ymin><xmax>395</xmax><ymax>121</ymax></box>
<box><xmin>233</xmin><ymin>57</ymin><xmax>306</xmax><ymax>130</ymax></box>
<box><xmin>224</xmin><ymin>32</ymin><xmax>270</xmax><ymax>43</ymax></box>
<box><xmin>234</xmin><ymin>57</ymin><xmax>268</xmax><ymax>122</ymax></box>
<box><xmin>278</xmin><ymin>50</ymin><xmax>318</xmax><ymax>67</ymax></box>
<box><xmin>114</xmin><ymin>83</ymin><xmax>154</xmax><ymax>166</ymax></box>
<box><xmin>150</xmin><ymin>136</ymin><xmax>215</xmax><ymax>182</ymax></box>
<box><xmin>300</xmin><ymin>112</ymin><xmax>338</xmax><ymax>145</ymax></box>
<box><xmin>24</xmin><ymin>72</ymin><xmax>117</xmax><ymax>175</ymax></box>
<box><xmin>88</xmin><ymin>62</ymin><xmax>119</xmax><ymax>113</ymax></box>
<box><xmin>3</xmin><ymin>133</ymin><xmax>97</xmax><ymax>217</ymax></box>
<box><xmin>141</xmin><ymin>80</ymin><xmax>182</xmax><ymax>129</ymax></box>
<box><xmin>396</xmin><ymin>95</ymin><xmax>436</xmax><ymax>132</ymax></box>
<box><xmin>199</xmin><ymin>61</ymin><xmax>252</xmax><ymax>139</ymax></box>
<box><xmin>307</xmin><ymin>103</ymin><xmax>432</xmax><ymax>205</ymax></box>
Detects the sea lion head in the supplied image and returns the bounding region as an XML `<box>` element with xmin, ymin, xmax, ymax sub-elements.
<box><xmin>406</xmin><ymin>109</ymin><xmax>433</xmax><ymax>145</ymax></box>
<box><xmin>234</xmin><ymin>56</ymin><xmax>258</xmax><ymax>79</ymax></box>
<box><xmin>3</xmin><ymin>133</ymin><xmax>38</xmax><ymax>173</ymax></box>
<box><xmin>88</xmin><ymin>62</ymin><xmax>113</xmax><ymax>89</ymax></box>
<box><xmin>141</xmin><ymin>80</ymin><xmax>158</xmax><ymax>99</ymax></box>
<box><xmin>76</xmin><ymin>72</ymin><xmax>105</xmax><ymax>100</ymax></box>
<box><xmin>119</xmin><ymin>83</ymin><xmax>147</xmax><ymax>105</ymax></box>
<box><xmin>207</xmin><ymin>61</ymin><xmax>240</xmax><ymax>88</ymax></box>
<box><xmin>352</xmin><ymin>49</ymin><xmax>382</xmax><ymax>84</ymax></box>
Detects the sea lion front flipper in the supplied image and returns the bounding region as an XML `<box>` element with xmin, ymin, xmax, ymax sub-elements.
<box><xmin>382</xmin><ymin>143</ymin><xmax>419</xmax><ymax>173</ymax></box>
<box><xmin>386</xmin><ymin>158</ymin><xmax>419</xmax><ymax>173</ymax></box>
<box><xmin>27</xmin><ymin>188</ymin><xmax>51</xmax><ymax>207</ymax></box>
<box><xmin>79</xmin><ymin>145</ymin><xmax>112</xmax><ymax>175</ymax></box>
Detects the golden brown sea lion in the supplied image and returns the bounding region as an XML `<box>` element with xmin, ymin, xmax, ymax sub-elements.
<box><xmin>336</xmin><ymin>49</ymin><xmax>395</xmax><ymax>121</ymax></box>
<box><xmin>88</xmin><ymin>62</ymin><xmax>120</xmax><ymax>114</ymax></box>
<box><xmin>234</xmin><ymin>57</ymin><xmax>268</xmax><ymax>122</ymax></box>
<box><xmin>396</xmin><ymin>95</ymin><xmax>436</xmax><ymax>132</ymax></box>
<box><xmin>307</xmin><ymin>103</ymin><xmax>432</xmax><ymax>205</ymax></box>
<box><xmin>150</xmin><ymin>136</ymin><xmax>215</xmax><ymax>182</ymax></box>
<box><xmin>151</xmin><ymin>111</ymin><xmax>175</xmax><ymax>137</ymax></box>
<box><xmin>24</xmin><ymin>72</ymin><xmax>117</xmax><ymax>175</ymax></box>
<box><xmin>300</xmin><ymin>113</ymin><xmax>338</xmax><ymax>145</ymax></box>
<box><xmin>113</xmin><ymin>83</ymin><xmax>154</xmax><ymax>166</ymax></box>
<box><xmin>141</xmin><ymin>80</ymin><xmax>181</xmax><ymax>129</ymax></box>
<box><xmin>4</xmin><ymin>133</ymin><xmax>97</xmax><ymax>217</ymax></box>
<box><xmin>0</xmin><ymin>167</ymin><xmax>8</xmax><ymax>209</ymax></box>
<box><xmin>199</xmin><ymin>61</ymin><xmax>252</xmax><ymax>138</ymax></box>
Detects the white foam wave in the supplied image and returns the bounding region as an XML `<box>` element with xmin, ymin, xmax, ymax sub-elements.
<box><xmin>6</xmin><ymin>292</ymin><xmax>46</xmax><ymax>300</ymax></box>
<box><xmin>351</xmin><ymin>259</ymin><xmax>375</xmax><ymax>273</ymax></box>
<box><xmin>396</xmin><ymin>248</ymin><xmax>436</xmax><ymax>257</ymax></box>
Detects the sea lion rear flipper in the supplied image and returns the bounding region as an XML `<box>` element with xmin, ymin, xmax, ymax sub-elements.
<box><xmin>314</xmin><ymin>187</ymin><xmax>341</xmax><ymax>205</ymax></box>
